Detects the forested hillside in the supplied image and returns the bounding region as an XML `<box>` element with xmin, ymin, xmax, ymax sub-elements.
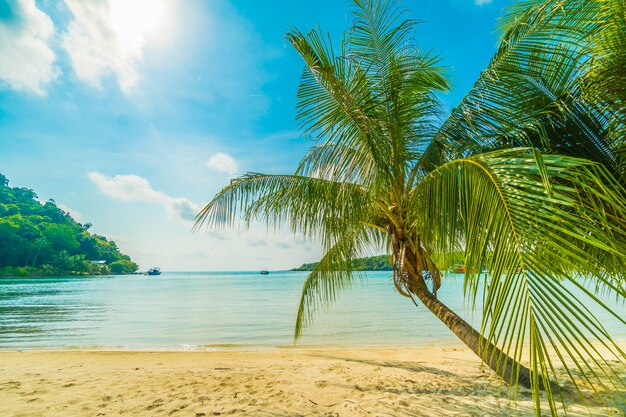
<box><xmin>292</xmin><ymin>252</ymin><xmax>468</xmax><ymax>272</ymax></box>
<box><xmin>292</xmin><ymin>255</ymin><xmax>393</xmax><ymax>271</ymax></box>
<box><xmin>0</xmin><ymin>173</ymin><xmax>137</xmax><ymax>277</ymax></box>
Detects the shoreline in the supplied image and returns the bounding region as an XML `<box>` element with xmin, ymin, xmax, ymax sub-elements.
<box><xmin>3</xmin><ymin>333</ymin><xmax>625</xmax><ymax>352</ymax></box>
<box><xmin>0</xmin><ymin>340</ymin><xmax>465</xmax><ymax>353</ymax></box>
<box><xmin>2</xmin><ymin>344</ymin><xmax>623</xmax><ymax>416</ymax></box>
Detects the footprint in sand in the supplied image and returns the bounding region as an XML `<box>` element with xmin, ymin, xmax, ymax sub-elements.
<box><xmin>315</xmin><ymin>380</ymin><xmax>329</xmax><ymax>388</ymax></box>
<box><xmin>168</xmin><ymin>409</ymin><xmax>179</xmax><ymax>415</ymax></box>
<box><xmin>0</xmin><ymin>380</ymin><xmax>21</xmax><ymax>389</ymax></box>
<box><xmin>146</xmin><ymin>398</ymin><xmax>164</xmax><ymax>410</ymax></box>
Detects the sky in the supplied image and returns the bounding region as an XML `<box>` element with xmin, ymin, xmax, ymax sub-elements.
<box><xmin>0</xmin><ymin>0</ymin><xmax>512</xmax><ymax>271</ymax></box>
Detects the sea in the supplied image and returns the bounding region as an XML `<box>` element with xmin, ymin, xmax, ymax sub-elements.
<box><xmin>0</xmin><ymin>271</ymin><xmax>624</xmax><ymax>350</ymax></box>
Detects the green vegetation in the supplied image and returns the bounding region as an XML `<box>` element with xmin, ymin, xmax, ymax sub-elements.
<box><xmin>293</xmin><ymin>255</ymin><xmax>392</xmax><ymax>271</ymax></box>
<box><xmin>0</xmin><ymin>173</ymin><xmax>137</xmax><ymax>277</ymax></box>
<box><xmin>293</xmin><ymin>252</ymin><xmax>469</xmax><ymax>272</ymax></box>
<box><xmin>197</xmin><ymin>1</ymin><xmax>626</xmax><ymax>415</ymax></box>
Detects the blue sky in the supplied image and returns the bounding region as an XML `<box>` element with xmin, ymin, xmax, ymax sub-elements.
<box><xmin>0</xmin><ymin>0</ymin><xmax>511</xmax><ymax>270</ymax></box>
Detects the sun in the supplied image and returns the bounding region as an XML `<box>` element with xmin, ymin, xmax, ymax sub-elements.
<box><xmin>109</xmin><ymin>0</ymin><xmax>165</xmax><ymax>47</ymax></box>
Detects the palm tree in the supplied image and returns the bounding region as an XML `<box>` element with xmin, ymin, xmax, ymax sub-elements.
<box><xmin>196</xmin><ymin>1</ymin><xmax>626</xmax><ymax>414</ymax></box>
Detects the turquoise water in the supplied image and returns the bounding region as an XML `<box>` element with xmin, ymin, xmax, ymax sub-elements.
<box><xmin>0</xmin><ymin>271</ymin><xmax>623</xmax><ymax>350</ymax></box>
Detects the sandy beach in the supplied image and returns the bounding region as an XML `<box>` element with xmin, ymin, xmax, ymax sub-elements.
<box><xmin>1</xmin><ymin>344</ymin><xmax>623</xmax><ymax>417</ymax></box>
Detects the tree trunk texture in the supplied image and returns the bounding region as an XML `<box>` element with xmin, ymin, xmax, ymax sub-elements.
<box><xmin>408</xmin><ymin>273</ymin><xmax>538</xmax><ymax>389</ymax></box>
<box><xmin>393</xmin><ymin>239</ymin><xmax>553</xmax><ymax>391</ymax></box>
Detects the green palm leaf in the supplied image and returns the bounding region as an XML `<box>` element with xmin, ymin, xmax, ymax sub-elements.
<box><xmin>194</xmin><ymin>173</ymin><xmax>372</xmax><ymax>246</ymax></box>
<box><xmin>295</xmin><ymin>224</ymin><xmax>385</xmax><ymax>339</ymax></box>
<box><xmin>583</xmin><ymin>0</ymin><xmax>626</xmax><ymax>180</ymax></box>
<box><xmin>420</xmin><ymin>0</ymin><xmax>622</xmax><ymax>178</ymax></box>
<box><xmin>414</xmin><ymin>148</ymin><xmax>626</xmax><ymax>412</ymax></box>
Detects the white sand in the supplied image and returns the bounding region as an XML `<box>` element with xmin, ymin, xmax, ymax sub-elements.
<box><xmin>0</xmin><ymin>345</ymin><xmax>622</xmax><ymax>416</ymax></box>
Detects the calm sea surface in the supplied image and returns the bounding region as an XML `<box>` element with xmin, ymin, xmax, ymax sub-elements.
<box><xmin>0</xmin><ymin>271</ymin><xmax>623</xmax><ymax>350</ymax></box>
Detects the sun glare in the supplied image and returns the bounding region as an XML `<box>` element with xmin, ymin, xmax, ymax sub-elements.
<box><xmin>109</xmin><ymin>0</ymin><xmax>164</xmax><ymax>47</ymax></box>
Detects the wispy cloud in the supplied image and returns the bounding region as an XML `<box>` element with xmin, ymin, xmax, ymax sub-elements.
<box><xmin>62</xmin><ymin>0</ymin><xmax>165</xmax><ymax>93</ymax></box>
<box><xmin>0</xmin><ymin>0</ymin><xmax>57</xmax><ymax>95</ymax></box>
<box><xmin>205</xmin><ymin>152</ymin><xmax>238</xmax><ymax>176</ymax></box>
<box><xmin>475</xmin><ymin>0</ymin><xmax>493</xmax><ymax>6</ymax></box>
<box><xmin>88</xmin><ymin>172</ymin><xmax>200</xmax><ymax>222</ymax></box>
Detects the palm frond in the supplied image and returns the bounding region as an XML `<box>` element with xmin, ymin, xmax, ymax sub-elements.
<box><xmin>413</xmin><ymin>148</ymin><xmax>626</xmax><ymax>412</ymax></box>
<box><xmin>294</xmin><ymin>224</ymin><xmax>385</xmax><ymax>339</ymax></box>
<box><xmin>285</xmin><ymin>27</ymin><xmax>393</xmax><ymax>191</ymax></box>
<box><xmin>194</xmin><ymin>173</ymin><xmax>372</xmax><ymax>247</ymax></box>
<box><xmin>348</xmin><ymin>0</ymin><xmax>417</xmax><ymax>73</ymax></box>
<box><xmin>583</xmin><ymin>0</ymin><xmax>626</xmax><ymax>181</ymax></box>
<box><xmin>295</xmin><ymin>142</ymin><xmax>374</xmax><ymax>184</ymax></box>
<box><xmin>419</xmin><ymin>1</ymin><xmax>620</xmax><ymax>177</ymax></box>
<box><xmin>287</xmin><ymin>3</ymin><xmax>449</xmax><ymax>195</ymax></box>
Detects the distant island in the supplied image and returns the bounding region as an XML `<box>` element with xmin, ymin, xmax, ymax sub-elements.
<box><xmin>292</xmin><ymin>253</ymin><xmax>468</xmax><ymax>272</ymax></box>
<box><xmin>0</xmin><ymin>173</ymin><xmax>138</xmax><ymax>277</ymax></box>
<box><xmin>292</xmin><ymin>255</ymin><xmax>393</xmax><ymax>271</ymax></box>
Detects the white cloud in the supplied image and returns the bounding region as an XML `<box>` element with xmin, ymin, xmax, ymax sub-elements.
<box><xmin>88</xmin><ymin>172</ymin><xmax>200</xmax><ymax>222</ymax></box>
<box><xmin>0</xmin><ymin>0</ymin><xmax>56</xmax><ymax>95</ymax></box>
<box><xmin>57</xmin><ymin>203</ymin><xmax>83</xmax><ymax>222</ymax></box>
<box><xmin>475</xmin><ymin>0</ymin><xmax>493</xmax><ymax>5</ymax></box>
<box><xmin>206</xmin><ymin>152</ymin><xmax>238</xmax><ymax>176</ymax></box>
<box><xmin>62</xmin><ymin>0</ymin><xmax>165</xmax><ymax>93</ymax></box>
<box><xmin>88</xmin><ymin>172</ymin><xmax>161</xmax><ymax>202</ymax></box>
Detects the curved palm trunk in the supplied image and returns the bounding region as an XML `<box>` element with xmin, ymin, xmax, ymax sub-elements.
<box><xmin>393</xmin><ymin>240</ymin><xmax>548</xmax><ymax>390</ymax></box>
<box><xmin>408</xmin><ymin>273</ymin><xmax>537</xmax><ymax>388</ymax></box>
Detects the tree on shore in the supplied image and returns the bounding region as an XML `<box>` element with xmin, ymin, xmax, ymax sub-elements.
<box><xmin>196</xmin><ymin>1</ymin><xmax>626</xmax><ymax>414</ymax></box>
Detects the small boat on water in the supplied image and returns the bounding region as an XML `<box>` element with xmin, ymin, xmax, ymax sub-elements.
<box><xmin>260</xmin><ymin>270</ymin><xmax>269</xmax><ymax>275</ymax></box>
<box><xmin>146</xmin><ymin>267</ymin><xmax>161</xmax><ymax>276</ymax></box>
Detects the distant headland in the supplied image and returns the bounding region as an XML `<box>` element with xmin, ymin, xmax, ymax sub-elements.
<box><xmin>0</xmin><ymin>173</ymin><xmax>137</xmax><ymax>277</ymax></box>
<box><xmin>292</xmin><ymin>255</ymin><xmax>393</xmax><ymax>271</ymax></box>
<box><xmin>292</xmin><ymin>253</ymin><xmax>468</xmax><ymax>272</ymax></box>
